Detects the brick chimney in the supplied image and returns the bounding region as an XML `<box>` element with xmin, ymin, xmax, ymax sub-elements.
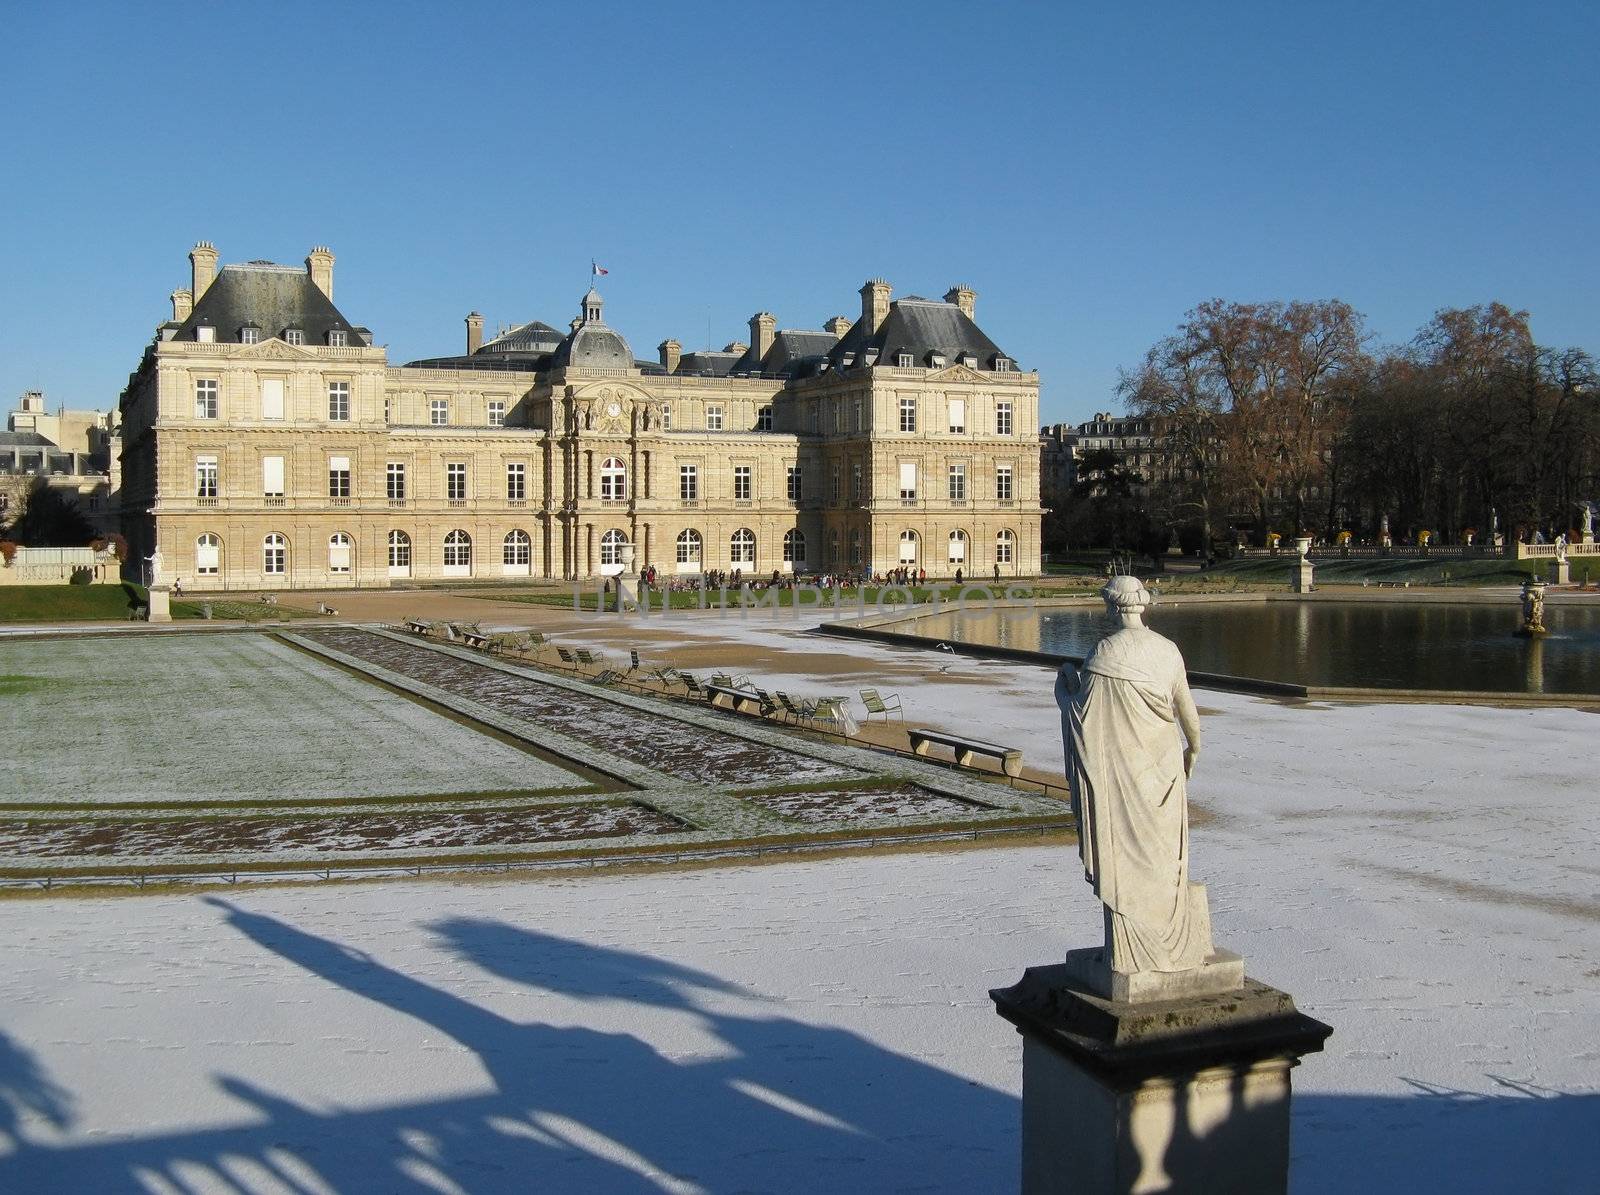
<box><xmin>860</xmin><ymin>279</ymin><xmax>891</xmax><ymax>334</ymax></box>
<box><xmin>171</xmin><ymin>289</ymin><xmax>194</xmax><ymax>322</ymax></box>
<box><xmin>944</xmin><ymin>284</ymin><xmax>976</xmax><ymax>320</ymax></box>
<box><xmin>749</xmin><ymin>312</ymin><xmax>776</xmax><ymax>364</ymax></box>
<box><xmin>825</xmin><ymin>315</ymin><xmax>852</xmax><ymax>338</ymax></box>
<box><xmin>658</xmin><ymin>338</ymin><xmax>682</xmax><ymax>373</ymax></box>
<box><xmin>306</xmin><ymin>246</ymin><xmax>335</xmax><ymax>299</ymax></box>
<box><xmin>189</xmin><ymin>242</ymin><xmax>218</xmax><ymax>300</ymax></box>
<box><xmin>466</xmin><ymin>311</ymin><xmax>484</xmax><ymax>355</ymax></box>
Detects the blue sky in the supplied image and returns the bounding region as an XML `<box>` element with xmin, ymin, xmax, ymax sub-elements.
<box><xmin>3</xmin><ymin>1</ymin><xmax>1596</xmax><ymax>425</ymax></box>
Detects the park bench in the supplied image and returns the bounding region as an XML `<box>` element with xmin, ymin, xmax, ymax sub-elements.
<box><xmin>706</xmin><ymin>682</ymin><xmax>767</xmax><ymax>715</ymax></box>
<box><xmin>457</xmin><ymin>628</ymin><xmax>490</xmax><ymax>650</ymax></box>
<box><xmin>403</xmin><ymin>618</ymin><xmax>430</xmax><ymax>635</ymax></box>
<box><xmin>908</xmin><ymin>727</ymin><xmax>1023</xmax><ymax>778</ymax></box>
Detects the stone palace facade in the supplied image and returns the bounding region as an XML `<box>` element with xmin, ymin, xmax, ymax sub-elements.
<box><xmin>118</xmin><ymin>243</ymin><xmax>1042</xmax><ymax>590</ymax></box>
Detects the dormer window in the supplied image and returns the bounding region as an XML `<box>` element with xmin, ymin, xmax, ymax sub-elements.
<box><xmin>993</xmin><ymin>356</ymin><xmax>1013</xmax><ymax>372</ymax></box>
<box><xmin>196</xmin><ymin>325</ymin><xmax>215</xmax><ymax>343</ymax></box>
<box><xmin>928</xmin><ymin>353</ymin><xmax>946</xmax><ymax>368</ymax></box>
<box><xmin>959</xmin><ymin>353</ymin><xmax>977</xmax><ymax>368</ymax></box>
<box><xmin>240</xmin><ymin>326</ymin><xmax>261</xmax><ymax>345</ymax></box>
<box><xmin>284</xmin><ymin>328</ymin><xmax>304</xmax><ymax>346</ymax></box>
<box><xmin>841</xmin><ymin>352</ymin><xmax>856</xmax><ymax>367</ymax></box>
<box><xmin>896</xmin><ymin>352</ymin><xmax>914</xmax><ymax>368</ymax></box>
<box><xmin>327</xmin><ymin>330</ymin><xmax>348</xmax><ymax>347</ymax></box>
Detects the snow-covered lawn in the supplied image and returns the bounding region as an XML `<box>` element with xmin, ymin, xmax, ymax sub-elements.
<box><xmin>0</xmin><ymin>629</ymin><xmax>1594</xmax><ymax>1192</ymax></box>
<box><xmin>0</xmin><ymin>635</ymin><xmax>585</xmax><ymax>804</ymax></box>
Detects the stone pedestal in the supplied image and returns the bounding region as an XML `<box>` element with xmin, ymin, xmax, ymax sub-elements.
<box><xmin>616</xmin><ymin>544</ymin><xmax>640</xmax><ymax>607</ymax></box>
<box><xmin>1291</xmin><ymin>558</ymin><xmax>1314</xmax><ymax>594</ymax></box>
<box><xmin>146</xmin><ymin>585</ymin><xmax>172</xmax><ymax>623</ymax></box>
<box><xmin>992</xmin><ymin>964</ymin><xmax>1331</xmax><ymax>1195</ymax></box>
<box><xmin>1549</xmin><ymin>559</ymin><xmax>1570</xmax><ymax>586</ymax></box>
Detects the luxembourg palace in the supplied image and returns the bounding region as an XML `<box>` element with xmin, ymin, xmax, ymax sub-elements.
<box><xmin>118</xmin><ymin>243</ymin><xmax>1042</xmax><ymax>590</ymax></box>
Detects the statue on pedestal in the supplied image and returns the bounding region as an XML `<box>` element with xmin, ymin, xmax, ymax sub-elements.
<box><xmin>1518</xmin><ymin>577</ymin><xmax>1548</xmax><ymax>637</ymax></box>
<box><xmin>1579</xmin><ymin>501</ymin><xmax>1595</xmax><ymax>544</ymax></box>
<box><xmin>144</xmin><ymin>546</ymin><xmax>165</xmax><ymax>590</ymax></box>
<box><xmin>1055</xmin><ymin>577</ymin><xmax>1235</xmax><ymax>992</ymax></box>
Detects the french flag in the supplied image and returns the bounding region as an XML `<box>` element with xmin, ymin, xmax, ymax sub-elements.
<box><xmin>591</xmin><ymin>261</ymin><xmax>609</xmax><ymax>276</ymax></box>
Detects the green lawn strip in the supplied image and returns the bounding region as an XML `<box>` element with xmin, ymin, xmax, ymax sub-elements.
<box><xmin>0</xmin><ymin>583</ymin><xmax>142</xmax><ymax>622</ymax></box>
<box><xmin>0</xmin><ymin>813</ymin><xmax>1076</xmax><ymax>885</ymax></box>
<box><xmin>0</xmin><ymin>674</ymin><xmax>57</xmax><ymax>695</ymax></box>
<box><xmin>171</xmin><ymin>598</ymin><xmax>319</xmax><ymax>621</ymax></box>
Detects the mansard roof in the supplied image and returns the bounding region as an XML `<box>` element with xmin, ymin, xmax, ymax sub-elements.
<box><xmin>826</xmin><ymin>297</ymin><xmax>1009</xmax><ymax>370</ymax></box>
<box><xmin>172</xmin><ymin>263</ymin><xmax>361</xmax><ymax>344</ymax></box>
<box><xmin>729</xmin><ymin>329</ymin><xmax>840</xmax><ymax>377</ymax></box>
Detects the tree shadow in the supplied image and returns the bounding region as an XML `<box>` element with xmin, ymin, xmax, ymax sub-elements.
<box><xmin>0</xmin><ymin>899</ymin><xmax>1016</xmax><ymax>1193</ymax></box>
<box><xmin>0</xmin><ymin>1028</ymin><xmax>73</xmax><ymax>1152</ymax></box>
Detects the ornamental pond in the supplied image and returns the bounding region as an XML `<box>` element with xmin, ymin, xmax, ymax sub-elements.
<box><xmin>903</xmin><ymin>599</ymin><xmax>1600</xmax><ymax>695</ymax></box>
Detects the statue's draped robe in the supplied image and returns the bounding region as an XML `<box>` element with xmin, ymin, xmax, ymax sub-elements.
<box><xmin>1055</xmin><ymin>628</ymin><xmax>1210</xmax><ymax>973</ymax></box>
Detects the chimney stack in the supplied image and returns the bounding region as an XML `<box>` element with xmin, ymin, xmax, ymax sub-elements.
<box><xmin>825</xmin><ymin>315</ymin><xmax>852</xmax><ymax>338</ymax></box>
<box><xmin>944</xmin><ymin>284</ymin><xmax>977</xmax><ymax>321</ymax></box>
<box><xmin>465</xmin><ymin>311</ymin><xmax>484</xmax><ymax>355</ymax></box>
<box><xmin>860</xmin><ymin>279</ymin><xmax>891</xmax><ymax>334</ymax></box>
<box><xmin>306</xmin><ymin>246</ymin><xmax>335</xmax><ymax>299</ymax></box>
<box><xmin>658</xmin><ymin>339</ymin><xmax>682</xmax><ymax>373</ymax></box>
<box><xmin>749</xmin><ymin>312</ymin><xmax>776</xmax><ymax>364</ymax></box>
<box><xmin>171</xmin><ymin>289</ymin><xmax>194</xmax><ymax>322</ymax></box>
<box><xmin>189</xmin><ymin>241</ymin><xmax>218</xmax><ymax>301</ymax></box>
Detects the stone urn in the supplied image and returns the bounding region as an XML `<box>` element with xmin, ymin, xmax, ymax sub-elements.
<box><xmin>1294</xmin><ymin>536</ymin><xmax>1312</xmax><ymax>560</ymax></box>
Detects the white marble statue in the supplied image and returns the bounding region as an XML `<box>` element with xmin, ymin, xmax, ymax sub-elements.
<box><xmin>1555</xmin><ymin>533</ymin><xmax>1568</xmax><ymax>564</ymax></box>
<box><xmin>1054</xmin><ymin>577</ymin><xmax>1214</xmax><ymax>975</ymax></box>
<box><xmin>1580</xmin><ymin>501</ymin><xmax>1595</xmax><ymax>540</ymax></box>
<box><xmin>145</xmin><ymin>547</ymin><xmax>165</xmax><ymax>589</ymax></box>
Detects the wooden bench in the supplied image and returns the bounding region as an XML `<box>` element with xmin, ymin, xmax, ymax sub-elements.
<box><xmin>706</xmin><ymin>683</ymin><xmax>768</xmax><ymax>715</ymax></box>
<box><xmin>908</xmin><ymin>727</ymin><xmax>1023</xmax><ymax>778</ymax></box>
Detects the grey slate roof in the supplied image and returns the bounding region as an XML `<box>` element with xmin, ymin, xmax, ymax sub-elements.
<box><xmin>826</xmin><ymin>297</ymin><xmax>1010</xmax><ymax>371</ymax></box>
<box><xmin>478</xmin><ymin>320</ymin><xmax>565</xmax><ymax>355</ymax></box>
<box><xmin>0</xmin><ymin>431</ymin><xmax>53</xmax><ymax>448</ymax></box>
<box><xmin>549</xmin><ymin>322</ymin><xmax>635</xmax><ymax>370</ymax></box>
<box><xmin>729</xmin><ymin>329</ymin><xmax>841</xmax><ymax>377</ymax></box>
<box><xmin>172</xmin><ymin>263</ymin><xmax>360</xmax><ymax>344</ymax></box>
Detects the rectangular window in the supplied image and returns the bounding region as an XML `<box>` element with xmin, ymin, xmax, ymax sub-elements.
<box><xmin>446</xmin><ymin>462</ymin><xmax>467</xmax><ymax>501</ymax></box>
<box><xmin>383</xmin><ymin>396</ymin><xmax>391</xmax><ymax>423</ymax></box>
<box><xmin>328</xmin><ymin>330</ymin><xmax>348</xmax><ymax>347</ymax></box>
<box><xmin>262</xmin><ymin>455</ymin><xmax>285</xmax><ymax>497</ymax></box>
<box><xmin>680</xmin><ymin>464</ymin><xmax>698</xmax><ymax>501</ymax></box>
<box><xmin>994</xmin><ymin>357</ymin><xmax>1013</xmax><ymax>372</ymax></box>
<box><xmin>899</xmin><ymin>396</ymin><xmax>916</xmax><ymax>433</ymax></box>
<box><xmin>757</xmin><ymin>405</ymin><xmax>773</xmax><ymax>432</ymax></box>
<box><xmin>196</xmin><ymin>326</ymin><xmax>215</xmax><ymax>343</ymax></box>
<box><xmin>733</xmin><ymin>465</ymin><xmax>751</xmax><ymax>501</ymax></box>
<box><xmin>284</xmin><ymin>329</ymin><xmax>304</xmax><ymax>346</ymax></box>
<box><xmin>899</xmin><ymin>461</ymin><xmax>917</xmax><ymax>501</ymax></box>
<box><xmin>996</xmin><ymin>401</ymin><xmax>1013</xmax><ymax>436</ymax></box>
<box><xmin>195</xmin><ymin>379</ymin><xmax>218</xmax><ymax>419</ymax></box>
<box><xmin>996</xmin><ymin>463</ymin><xmax>1014</xmax><ymax>501</ymax></box>
<box><xmin>328</xmin><ymin>381</ymin><xmax>350</xmax><ymax>421</ymax></box>
<box><xmin>328</xmin><ymin>455</ymin><xmax>350</xmax><ymax>499</ymax></box>
<box><xmin>897</xmin><ymin>352</ymin><xmax>914</xmax><ymax>368</ymax></box>
<box><xmin>506</xmin><ymin>462</ymin><xmax>526</xmax><ymax>502</ymax></box>
<box><xmin>854</xmin><ymin>398</ymin><xmax>863</xmax><ymax>430</ymax></box>
<box><xmin>260</xmin><ymin>378</ymin><xmax>284</xmax><ymax>420</ymax></box>
<box><xmin>786</xmin><ymin>466</ymin><xmax>802</xmax><ymax>502</ymax></box>
<box><xmin>661</xmin><ymin>404</ymin><xmax>672</xmax><ymax>430</ymax></box>
<box><xmin>430</xmin><ymin>398</ymin><xmax>449</xmax><ymax>426</ymax></box>
<box><xmin>948</xmin><ymin>464</ymin><xmax>966</xmax><ymax>501</ymax></box>
<box><xmin>948</xmin><ymin>398</ymin><xmax>966</xmax><ymax>434</ymax></box>
<box><xmin>488</xmin><ymin>400</ymin><xmax>506</xmax><ymax>427</ymax></box>
<box><xmin>195</xmin><ymin>456</ymin><xmax>218</xmax><ymax>499</ymax></box>
<box><xmin>386</xmin><ymin>462</ymin><xmax>406</xmax><ymax>501</ymax></box>
<box><xmin>851</xmin><ymin>461</ymin><xmax>862</xmax><ymax>500</ymax></box>
<box><xmin>706</xmin><ymin>405</ymin><xmax>724</xmax><ymax>431</ymax></box>
<box><xmin>831</xmin><ymin>465</ymin><xmax>841</xmax><ymax>504</ymax></box>
<box><xmin>241</xmin><ymin>327</ymin><xmax>260</xmax><ymax>345</ymax></box>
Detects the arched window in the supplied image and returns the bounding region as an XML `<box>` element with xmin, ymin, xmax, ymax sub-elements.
<box><xmin>600</xmin><ymin>528</ymin><xmax>627</xmax><ymax>574</ymax></box>
<box><xmin>263</xmin><ymin>533</ymin><xmax>287</xmax><ymax>575</ymax></box>
<box><xmin>676</xmin><ymin>528</ymin><xmax>702</xmax><ymax>568</ymax></box>
<box><xmin>996</xmin><ymin>528</ymin><xmax>1015</xmax><ymax>565</ymax></box>
<box><xmin>947</xmin><ymin>529</ymin><xmax>967</xmax><ymax>565</ymax></box>
<box><xmin>195</xmin><ymin>533</ymin><xmax>221</xmax><ymax>576</ymax></box>
<box><xmin>388</xmin><ymin>530</ymin><xmax>412</xmax><ymax>573</ymax></box>
<box><xmin>850</xmin><ymin>529</ymin><xmax>864</xmax><ymax>566</ymax></box>
<box><xmin>443</xmin><ymin>529</ymin><xmax>472</xmax><ymax>575</ymax></box>
<box><xmin>503</xmin><ymin>529</ymin><xmax>531</xmax><ymax>566</ymax></box>
<box><xmin>783</xmin><ymin>529</ymin><xmax>806</xmax><ymax>565</ymax></box>
<box><xmin>329</xmin><ymin>532</ymin><xmax>352</xmax><ymax>575</ymax></box>
<box><xmin>600</xmin><ymin>457</ymin><xmax>627</xmax><ymax>502</ymax></box>
<box><xmin>730</xmin><ymin>527</ymin><xmax>755</xmax><ymax>566</ymax></box>
<box><xmin>898</xmin><ymin>530</ymin><xmax>919</xmax><ymax>564</ymax></box>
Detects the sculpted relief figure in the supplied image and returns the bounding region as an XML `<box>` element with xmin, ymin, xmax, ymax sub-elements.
<box><xmin>1055</xmin><ymin>577</ymin><xmax>1221</xmax><ymax>981</ymax></box>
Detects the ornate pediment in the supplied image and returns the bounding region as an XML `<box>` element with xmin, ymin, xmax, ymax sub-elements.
<box><xmin>573</xmin><ymin>382</ymin><xmax>649</xmax><ymax>434</ymax></box>
<box><xmin>237</xmin><ymin>338</ymin><xmax>317</xmax><ymax>361</ymax></box>
<box><xmin>928</xmin><ymin>363</ymin><xmax>988</xmax><ymax>384</ymax></box>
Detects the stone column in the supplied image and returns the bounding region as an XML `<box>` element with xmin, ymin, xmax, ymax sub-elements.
<box><xmin>992</xmin><ymin>965</ymin><xmax>1331</xmax><ymax>1194</ymax></box>
<box><xmin>585</xmin><ymin>523</ymin><xmax>595</xmax><ymax>577</ymax></box>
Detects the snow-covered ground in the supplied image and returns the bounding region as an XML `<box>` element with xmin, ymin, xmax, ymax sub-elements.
<box><xmin>0</xmin><ymin>619</ymin><xmax>1595</xmax><ymax>1192</ymax></box>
